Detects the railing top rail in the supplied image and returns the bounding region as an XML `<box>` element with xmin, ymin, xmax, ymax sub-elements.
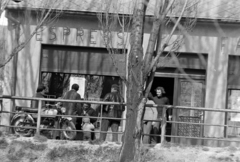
<box><xmin>0</xmin><ymin>95</ymin><xmax>124</xmax><ymax>105</ymax></box>
<box><xmin>1</xmin><ymin>95</ymin><xmax>240</xmax><ymax>114</ymax></box>
<box><xmin>146</xmin><ymin>104</ymin><xmax>240</xmax><ymax>114</ymax></box>
<box><xmin>145</xmin><ymin>104</ymin><xmax>240</xmax><ymax>114</ymax></box>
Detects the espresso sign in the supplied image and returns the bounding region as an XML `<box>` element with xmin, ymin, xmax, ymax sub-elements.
<box><xmin>36</xmin><ymin>26</ymin><xmax>126</xmax><ymax>48</ymax></box>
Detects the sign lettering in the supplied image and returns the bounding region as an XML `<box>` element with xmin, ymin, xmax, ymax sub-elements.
<box><xmin>76</xmin><ymin>27</ymin><xmax>84</xmax><ymax>42</ymax></box>
<box><xmin>63</xmin><ymin>27</ymin><xmax>70</xmax><ymax>40</ymax></box>
<box><xmin>49</xmin><ymin>27</ymin><xmax>57</xmax><ymax>41</ymax></box>
<box><xmin>36</xmin><ymin>26</ymin><xmax>126</xmax><ymax>47</ymax></box>
<box><xmin>90</xmin><ymin>30</ymin><xmax>97</xmax><ymax>44</ymax></box>
<box><xmin>36</xmin><ymin>26</ymin><xmax>43</xmax><ymax>41</ymax></box>
<box><xmin>117</xmin><ymin>31</ymin><xmax>124</xmax><ymax>46</ymax></box>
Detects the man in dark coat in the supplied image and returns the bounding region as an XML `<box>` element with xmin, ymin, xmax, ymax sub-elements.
<box><xmin>81</xmin><ymin>103</ymin><xmax>97</xmax><ymax>124</ymax></box>
<box><xmin>62</xmin><ymin>84</ymin><xmax>82</xmax><ymax>140</ymax></box>
<box><xmin>62</xmin><ymin>83</ymin><xmax>82</xmax><ymax>121</ymax></box>
<box><xmin>100</xmin><ymin>84</ymin><xmax>124</xmax><ymax>142</ymax></box>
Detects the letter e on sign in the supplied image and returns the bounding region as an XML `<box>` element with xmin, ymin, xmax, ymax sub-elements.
<box><xmin>36</xmin><ymin>26</ymin><xmax>43</xmax><ymax>41</ymax></box>
<box><xmin>90</xmin><ymin>30</ymin><xmax>97</xmax><ymax>45</ymax></box>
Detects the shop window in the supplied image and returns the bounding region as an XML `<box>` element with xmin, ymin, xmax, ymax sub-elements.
<box><xmin>41</xmin><ymin>72</ymin><xmax>123</xmax><ymax>109</ymax></box>
<box><xmin>228</xmin><ymin>55</ymin><xmax>240</xmax><ymax>89</ymax></box>
<box><xmin>227</xmin><ymin>89</ymin><xmax>240</xmax><ymax>137</ymax></box>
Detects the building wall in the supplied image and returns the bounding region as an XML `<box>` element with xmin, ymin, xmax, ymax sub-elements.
<box><xmin>1</xmin><ymin>15</ymin><xmax>18</xmax><ymax>130</ymax></box>
<box><xmin>4</xmin><ymin>11</ymin><xmax>240</xmax><ymax>138</ymax></box>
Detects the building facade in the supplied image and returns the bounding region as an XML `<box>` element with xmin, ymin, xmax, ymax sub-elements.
<box><xmin>2</xmin><ymin>0</ymin><xmax>240</xmax><ymax>146</ymax></box>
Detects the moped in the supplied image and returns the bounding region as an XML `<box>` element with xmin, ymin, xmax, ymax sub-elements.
<box><xmin>11</xmin><ymin>103</ymin><xmax>77</xmax><ymax>140</ymax></box>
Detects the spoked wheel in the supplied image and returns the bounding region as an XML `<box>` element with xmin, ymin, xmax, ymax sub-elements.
<box><xmin>11</xmin><ymin>117</ymin><xmax>34</xmax><ymax>137</ymax></box>
<box><xmin>61</xmin><ymin>120</ymin><xmax>76</xmax><ymax>140</ymax></box>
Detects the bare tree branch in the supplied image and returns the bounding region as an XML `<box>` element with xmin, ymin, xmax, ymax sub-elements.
<box><xmin>149</xmin><ymin>0</ymin><xmax>189</xmax><ymax>73</ymax></box>
<box><xmin>0</xmin><ymin>0</ymin><xmax>10</xmax><ymax>15</ymax></box>
<box><xmin>0</xmin><ymin>1</ymin><xmax>63</xmax><ymax>68</ymax></box>
<box><xmin>97</xmin><ymin>1</ymin><xmax>132</xmax><ymax>84</ymax></box>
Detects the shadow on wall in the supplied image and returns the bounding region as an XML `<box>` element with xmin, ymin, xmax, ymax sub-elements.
<box><xmin>0</xmin><ymin>80</ymin><xmax>2</xmax><ymax>95</ymax></box>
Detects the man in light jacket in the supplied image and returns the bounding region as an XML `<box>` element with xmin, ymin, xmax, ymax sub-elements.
<box><xmin>143</xmin><ymin>93</ymin><xmax>158</xmax><ymax>144</ymax></box>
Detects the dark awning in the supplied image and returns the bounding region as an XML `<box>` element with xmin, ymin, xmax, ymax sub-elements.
<box><xmin>41</xmin><ymin>45</ymin><xmax>126</xmax><ymax>76</ymax></box>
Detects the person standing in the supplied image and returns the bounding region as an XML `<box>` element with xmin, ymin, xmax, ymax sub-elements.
<box><xmin>62</xmin><ymin>84</ymin><xmax>82</xmax><ymax>117</ymax></box>
<box><xmin>81</xmin><ymin>117</ymin><xmax>95</xmax><ymax>141</ymax></box>
<box><xmin>31</xmin><ymin>84</ymin><xmax>47</xmax><ymax>109</ymax></box>
<box><xmin>152</xmin><ymin>86</ymin><xmax>170</xmax><ymax>143</ymax></box>
<box><xmin>143</xmin><ymin>93</ymin><xmax>158</xmax><ymax>144</ymax></box>
<box><xmin>100</xmin><ymin>84</ymin><xmax>124</xmax><ymax>142</ymax></box>
<box><xmin>62</xmin><ymin>84</ymin><xmax>82</xmax><ymax>140</ymax></box>
<box><xmin>31</xmin><ymin>84</ymin><xmax>57</xmax><ymax>115</ymax></box>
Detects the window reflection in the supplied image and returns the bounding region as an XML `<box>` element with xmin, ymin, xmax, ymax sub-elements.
<box><xmin>41</xmin><ymin>72</ymin><xmax>122</xmax><ymax>103</ymax></box>
<box><xmin>227</xmin><ymin>89</ymin><xmax>240</xmax><ymax>137</ymax></box>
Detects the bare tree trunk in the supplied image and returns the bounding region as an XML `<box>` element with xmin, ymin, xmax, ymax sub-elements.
<box><xmin>119</xmin><ymin>0</ymin><xmax>148</xmax><ymax>161</ymax></box>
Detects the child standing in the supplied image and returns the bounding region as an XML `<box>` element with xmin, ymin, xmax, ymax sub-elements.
<box><xmin>82</xmin><ymin>116</ymin><xmax>95</xmax><ymax>140</ymax></box>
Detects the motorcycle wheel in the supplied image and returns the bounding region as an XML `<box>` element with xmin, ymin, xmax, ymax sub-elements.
<box><xmin>61</xmin><ymin>120</ymin><xmax>76</xmax><ymax>140</ymax></box>
<box><xmin>11</xmin><ymin>117</ymin><xmax>34</xmax><ymax>137</ymax></box>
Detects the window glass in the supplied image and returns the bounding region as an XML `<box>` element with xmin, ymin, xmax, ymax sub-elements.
<box><xmin>227</xmin><ymin>89</ymin><xmax>240</xmax><ymax>137</ymax></box>
<box><xmin>41</xmin><ymin>72</ymin><xmax>123</xmax><ymax>109</ymax></box>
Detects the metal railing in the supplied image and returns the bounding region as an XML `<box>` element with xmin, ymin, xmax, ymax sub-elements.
<box><xmin>1</xmin><ymin>95</ymin><xmax>240</xmax><ymax>145</ymax></box>
<box><xmin>0</xmin><ymin>95</ymin><xmax>126</xmax><ymax>141</ymax></box>
<box><xmin>145</xmin><ymin>104</ymin><xmax>240</xmax><ymax>144</ymax></box>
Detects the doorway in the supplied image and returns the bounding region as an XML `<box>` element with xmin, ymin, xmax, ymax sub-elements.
<box><xmin>151</xmin><ymin>77</ymin><xmax>174</xmax><ymax>142</ymax></box>
<box><xmin>151</xmin><ymin>77</ymin><xmax>174</xmax><ymax>105</ymax></box>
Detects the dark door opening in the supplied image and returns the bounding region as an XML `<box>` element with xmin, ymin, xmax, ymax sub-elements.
<box><xmin>151</xmin><ymin>77</ymin><xmax>174</xmax><ymax>142</ymax></box>
<box><xmin>151</xmin><ymin>77</ymin><xmax>174</xmax><ymax>105</ymax></box>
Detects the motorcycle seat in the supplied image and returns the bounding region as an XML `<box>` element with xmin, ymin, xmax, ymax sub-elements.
<box><xmin>15</xmin><ymin>106</ymin><xmax>38</xmax><ymax>113</ymax></box>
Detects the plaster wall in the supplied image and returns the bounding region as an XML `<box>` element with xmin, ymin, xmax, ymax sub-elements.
<box><xmin>4</xmin><ymin>12</ymin><xmax>240</xmax><ymax>137</ymax></box>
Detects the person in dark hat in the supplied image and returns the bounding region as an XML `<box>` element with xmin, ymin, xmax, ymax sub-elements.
<box><xmin>100</xmin><ymin>84</ymin><xmax>124</xmax><ymax>142</ymax></box>
<box><xmin>152</xmin><ymin>86</ymin><xmax>170</xmax><ymax>143</ymax></box>
<box><xmin>31</xmin><ymin>84</ymin><xmax>47</xmax><ymax>109</ymax></box>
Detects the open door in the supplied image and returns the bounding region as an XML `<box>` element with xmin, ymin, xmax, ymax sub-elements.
<box><xmin>173</xmin><ymin>78</ymin><xmax>205</xmax><ymax>145</ymax></box>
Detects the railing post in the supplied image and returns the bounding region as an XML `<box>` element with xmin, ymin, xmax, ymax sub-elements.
<box><xmin>36</xmin><ymin>99</ymin><xmax>42</xmax><ymax>135</ymax></box>
<box><xmin>99</xmin><ymin>104</ymin><xmax>103</xmax><ymax>136</ymax></box>
<box><xmin>9</xmin><ymin>98</ymin><xmax>15</xmax><ymax>133</ymax></box>
<box><xmin>161</xmin><ymin>106</ymin><xmax>166</xmax><ymax>143</ymax></box>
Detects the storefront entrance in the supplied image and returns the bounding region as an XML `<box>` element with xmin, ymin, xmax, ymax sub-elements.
<box><xmin>153</xmin><ymin>71</ymin><xmax>206</xmax><ymax>144</ymax></box>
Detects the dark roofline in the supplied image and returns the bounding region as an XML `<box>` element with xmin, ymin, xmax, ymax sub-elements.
<box><xmin>6</xmin><ymin>5</ymin><xmax>240</xmax><ymax>25</ymax></box>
